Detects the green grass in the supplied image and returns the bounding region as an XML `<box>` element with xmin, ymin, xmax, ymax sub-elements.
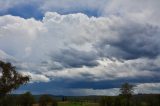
<box><xmin>58</xmin><ymin>101</ymin><xmax>99</xmax><ymax>106</ymax></box>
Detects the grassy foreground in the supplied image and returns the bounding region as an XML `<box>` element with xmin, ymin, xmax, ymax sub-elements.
<box><xmin>58</xmin><ymin>101</ymin><xmax>99</xmax><ymax>106</ymax></box>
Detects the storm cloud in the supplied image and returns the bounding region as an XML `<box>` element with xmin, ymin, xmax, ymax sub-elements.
<box><xmin>0</xmin><ymin>0</ymin><xmax>160</xmax><ymax>95</ymax></box>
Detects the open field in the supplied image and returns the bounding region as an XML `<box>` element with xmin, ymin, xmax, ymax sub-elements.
<box><xmin>58</xmin><ymin>101</ymin><xmax>99</xmax><ymax>106</ymax></box>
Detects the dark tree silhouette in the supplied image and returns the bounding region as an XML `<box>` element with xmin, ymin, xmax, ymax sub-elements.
<box><xmin>18</xmin><ymin>92</ymin><xmax>35</xmax><ymax>106</ymax></box>
<box><xmin>39</xmin><ymin>94</ymin><xmax>52</xmax><ymax>106</ymax></box>
<box><xmin>120</xmin><ymin>82</ymin><xmax>134</xmax><ymax>97</ymax></box>
<box><xmin>120</xmin><ymin>82</ymin><xmax>134</xmax><ymax>106</ymax></box>
<box><xmin>39</xmin><ymin>94</ymin><xmax>57</xmax><ymax>106</ymax></box>
<box><xmin>0</xmin><ymin>95</ymin><xmax>18</xmax><ymax>106</ymax></box>
<box><xmin>62</xmin><ymin>96</ymin><xmax>67</xmax><ymax>101</ymax></box>
<box><xmin>0</xmin><ymin>61</ymin><xmax>30</xmax><ymax>98</ymax></box>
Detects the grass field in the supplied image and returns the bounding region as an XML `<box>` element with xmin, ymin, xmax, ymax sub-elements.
<box><xmin>58</xmin><ymin>101</ymin><xmax>99</xmax><ymax>106</ymax></box>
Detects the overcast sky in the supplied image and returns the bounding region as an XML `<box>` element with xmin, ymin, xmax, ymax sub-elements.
<box><xmin>0</xmin><ymin>0</ymin><xmax>160</xmax><ymax>95</ymax></box>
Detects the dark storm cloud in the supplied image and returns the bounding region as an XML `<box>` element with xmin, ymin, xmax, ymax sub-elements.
<box><xmin>47</xmin><ymin>22</ymin><xmax>160</xmax><ymax>70</ymax></box>
<box><xmin>95</xmin><ymin>23</ymin><xmax>160</xmax><ymax>60</ymax></box>
<box><xmin>18</xmin><ymin>74</ymin><xmax>160</xmax><ymax>92</ymax></box>
<box><xmin>67</xmin><ymin>76</ymin><xmax>160</xmax><ymax>89</ymax></box>
<box><xmin>1</xmin><ymin>0</ymin><xmax>160</xmax><ymax>95</ymax></box>
<box><xmin>50</xmin><ymin>48</ymin><xmax>99</xmax><ymax>68</ymax></box>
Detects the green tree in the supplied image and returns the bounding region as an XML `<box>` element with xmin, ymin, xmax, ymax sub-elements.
<box><xmin>18</xmin><ymin>92</ymin><xmax>35</xmax><ymax>106</ymax></box>
<box><xmin>0</xmin><ymin>61</ymin><xmax>29</xmax><ymax>97</ymax></box>
<box><xmin>0</xmin><ymin>61</ymin><xmax>30</xmax><ymax>99</ymax></box>
<box><xmin>120</xmin><ymin>82</ymin><xmax>134</xmax><ymax>106</ymax></box>
<box><xmin>120</xmin><ymin>83</ymin><xmax>134</xmax><ymax>97</ymax></box>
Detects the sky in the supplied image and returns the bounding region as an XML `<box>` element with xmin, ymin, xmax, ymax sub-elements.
<box><xmin>0</xmin><ymin>0</ymin><xmax>160</xmax><ymax>96</ymax></box>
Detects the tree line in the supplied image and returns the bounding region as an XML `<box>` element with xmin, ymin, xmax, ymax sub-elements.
<box><xmin>0</xmin><ymin>92</ymin><xmax>57</xmax><ymax>106</ymax></box>
<box><xmin>100</xmin><ymin>83</ymin><xmax>160</xmax><ymax>106</ymax></box>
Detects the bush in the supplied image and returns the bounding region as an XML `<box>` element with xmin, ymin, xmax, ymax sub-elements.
<box><xmin>39</xmin><ymin>94</ymin><xmax>57</xmax><ymax>106</ymax></box>
<box><xmin>18</xmin><ymin>92</ymin><xmax>35</xmax><ymax>106</ymax></box>
<box><xmin>0</xmin><ymin>95</ymin><xmax>18</xmax><ymax>106</ymax></box>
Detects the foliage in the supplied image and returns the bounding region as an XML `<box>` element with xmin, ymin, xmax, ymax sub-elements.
<box><xmin>0</xmin><ymin>95</ymin><xmax>18</xmax><ymax>106</ymax></box>
<box><xmin>120</xmin><ymin>82</ymin><xmax>134</xmax><ymax>97</ymax></box>
<box><xmin>18</xmin><ymin>92</ymin><xmax>35</xmax><ymax>106</ymax></box>
<box><xmin>39</xmin><ymin>94</ymin><xmax>57</xmax><ymax>106</ymax></box>
<box><xmin>0</xmin><ymin>94</ymin><xmax>159</xmax><ymax>106</ymax></box>
<box><xmin>119</xmin><ymin>83</ymin><xmax>134</xmax><ymax>106</ymax></box>
<box><xmin>62</xmin><ymin>96</ymin><xmax>67</xmax><ymax>101</ymax></box>
<box><xmin>0</xmin><ymin>61</ymin><xmax>30</xmax><ymax>98</ymax></box>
